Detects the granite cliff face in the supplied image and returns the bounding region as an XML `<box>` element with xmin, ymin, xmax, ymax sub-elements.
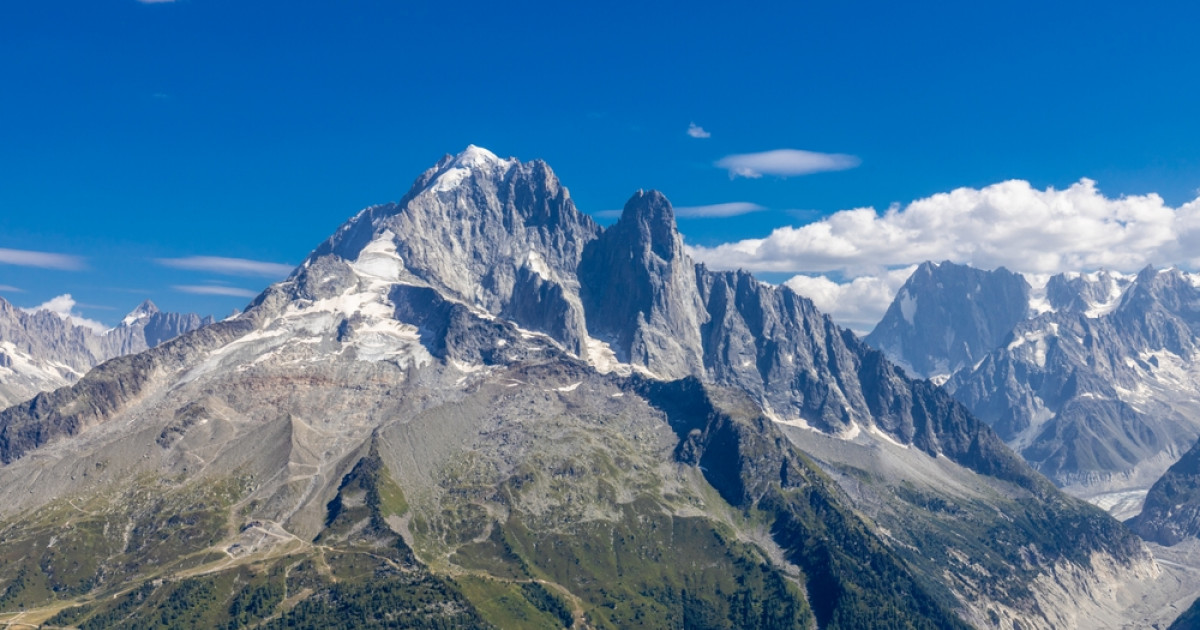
<box><xmin>0</xmin><ymin>297</ymin><xmax>211</xmax><ymax>409</ymax></box>
<box><xmin>578</xmin><ymin>190</ymin><xmax>708</xmax><ymax>380</ymax></box>
<box><xmin>0</xmin><ymin>147</ymin><xmax>1179</xmax><ymax>629</ymax></box>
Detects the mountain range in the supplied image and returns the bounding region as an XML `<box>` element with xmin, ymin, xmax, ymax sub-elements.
<box><xmin>0</xmin><ymin>298</ymin><xmax>212</xmax><ymax>408</ymax></box>
<box><xmin>0</xmin><ymin>147</ymin><xmax>1195</xmax><ymax>628</ymax></box>
<box><xmin>867</xmin><ymin>261</ymin><xmax>1200</xmax><ymax>527</ymax></box>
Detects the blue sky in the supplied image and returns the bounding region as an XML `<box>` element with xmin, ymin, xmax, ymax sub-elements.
<box><xmin>3</xmin><ymin>0</ymin><xmax>1199</xmax><ymax>328</ymax></box>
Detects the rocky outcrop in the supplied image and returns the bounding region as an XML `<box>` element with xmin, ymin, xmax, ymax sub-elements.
<box><xmin>309</xmin><ymin>145</ymin><xmax>600</xmax><ymax>356</ymax></box>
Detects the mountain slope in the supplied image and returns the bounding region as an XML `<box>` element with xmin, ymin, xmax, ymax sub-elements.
<box><xmin>0</xmin><ymin>147</ymin><xmax>1177</xmax><ymax>629</ymax></box>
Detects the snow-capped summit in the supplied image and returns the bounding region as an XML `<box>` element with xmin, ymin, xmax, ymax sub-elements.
<box><xmin>426</xmin><ymin>145</ymin><xmax>517</xmax><ymax>193</ymax></box>
<box><xmin>452</xmin><ymin>144</ymin><xmax>507</xmax><ymax>168</ymax></box>
<box><xmin>120</xmin><ymin>299</ymin><xmax>160</xmax><ymax>327</ymax></box>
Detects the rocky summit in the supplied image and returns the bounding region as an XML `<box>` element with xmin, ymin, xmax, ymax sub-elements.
<box><xmin>0</xmin><ymin>147</ymin><xmax>1192</xmax><ymax>629</ymax></box>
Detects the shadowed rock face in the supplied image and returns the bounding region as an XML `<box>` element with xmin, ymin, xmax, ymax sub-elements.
<box><xmin>1128</xmin><ymin>436</ymin><xmax>1200</xmax><ymax>545</ymax></box>
<box><xmin>0</xmin><ymin>297</ymin><xmax>212</xmax><ymax>409</ymax></box>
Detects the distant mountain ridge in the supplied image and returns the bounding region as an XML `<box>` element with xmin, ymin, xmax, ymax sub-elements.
<box><xmin>0</xmin><ymin>297</ymin><xmax>212</xmax><ymax>408</ymax></box>
<box><xmin>867</xmin><ymin>261</ymin><xmax>1200</xmax><ymax>522</ymax></box>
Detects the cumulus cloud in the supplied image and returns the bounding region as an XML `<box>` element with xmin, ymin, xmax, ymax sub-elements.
<box><xmin>689</xmin><ymin>178</ymin><xmax>1200</xmax><ymax>329</ymax></box>
<box><xmin>156</xmin><ymin>256</ymin><xmax>293</xmax><ymax>277</ymax></box>
<box><xmin>25</xmin><ymin>294</ymin><xmax>107</xmax><ymax>334</ymax></box>
<box><xmin>715</xmin><ymin>149</ymin><xmax>860</xmax><ymax>179</ymax></box>
<box><xmin>686</xmin><ymin>122</ymin><xmax>711</xmax><ymax>139</ymax></box>
<box><xmin>0</xmin><ymin>248</ymin><xmax>85</xmax><ymax>271</ymax></box>
<box><xmin>172</xmin><ymin>285</ymin><xmax>259</xmax><ymax>298</ymax></box>
<box><xmin>783</xmin><ymin>267</ymin><xmax>917</xmax><ymax>334</ymax></box>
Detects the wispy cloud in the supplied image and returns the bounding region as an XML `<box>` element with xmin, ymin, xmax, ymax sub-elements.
<box><xmin>715</xmin><ymin>149</ymin><xmax>860</xmax><ymax>179</ymax></box>
<box><xmin>686</xmin><ymin>122</ymin><xmax>711</xmax><ymax>139</ymax></box>
<box><xmin>172</xmin><ymin>285</ymin><xmax>259</xmax><ymax>298</ymax></box>
<box><xmin>0</xmin><ymin>248</ymin><xmax>86</xmax><ymax>271</ymax></box>
<box><xmin>157</xmin><ymin>256</ymin><xmax>293</xmax><ymax>277</ymax></box>
<box><xmin>24</xmin><ymin>294</ymin><xmax>107</xmax><ymax>334</ymax></box>
<box><xmin>0</xmin><ymin>285</ymin><xmax>22</xmax><ymax>293</ymax></box>
<box><xmin>594</xmin><ymin>201</ymin><xmax>765</xmax><ymax>220</ymax></box>
<box><xmin>675</xmin><ymin>202</ymin><xmax>765</xmax><ymax>218</ymax></box>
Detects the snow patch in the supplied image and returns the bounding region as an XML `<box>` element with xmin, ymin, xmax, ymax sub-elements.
<box><xmin>428</xmin><ymin>145</ymin><xmax>515</xmax><ymax>193</ymax></box>
<box><xmin>867</xmin><ymin>423</ymin><xmax>910</xmax><ymax>449</ymax></box>
<box><xmin>763</xmin><ymin>404</ymin><xmax>816</xmax><ymax>432</ymax></box>
<box><xmin>1026</xmin><ymin>273</ymin><xmax>1056</xmax><ymax>315</ymax></box>
<box><xmin>523</xmin><ymin>251</ymin><xmax>552</xmax><ymax>281</ymax></box>
<box><xmin>1007</xmin><ymin>323</ymin><xmax>1058</xmax><ymax>368</ymax></box>
<box><xmin>586</xmin><ymin>336</ymin><xmax>659</xmax><ymax>378</ymax></box>
<box><xmin>351</xmin><ymin>231</ymin><xmax>405</xmax><ymax>281</ymax></box>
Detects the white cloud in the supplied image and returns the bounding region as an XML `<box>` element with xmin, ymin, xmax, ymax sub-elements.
<box><xmin>715</xmin><ymin>149</ymin><xmax>860</xmax><ymax>179</ymax></box>
<box><xmin>687</xmin><ymin>122</ymin><xmax>711</xmax><ymax>139</ymax></box>
<box><xmin>689</xmin><ymin>178</ymin><xmax>1200</xmax><ymax>330</ymax></box>
<box><xmin>157</xmin><ymin>256</ymin><xmax>293</xmax><ymax>277</ymax></box>
<box><xmin>675</xmin><ymin>202</ymin><xmax>766</xmax><ymax>218</ymax></box>
<box><xmin>172</xmin><ymin>285</ymin><xmax>259</xmax><ymax>298</ymax></box>
<box><xmin>0</xmin><ymin>248</ymin><xmax>85</xmax><ymax>270</ymax></box>
<box><xmin>25</xmin><ymin>294</ymin><xmax>108</xmax><ymax>334</ymax></box>
<box><xmin>0</xmin><ymin>285</ymin><xmax>21</xmax><ymax>293</ymax></box>
<box><xmin>783</xmin><ymin>267</ymin><xmax>917</xmax><ymax>335</ymax></box>
<box><xmin>595</xmin><ymin>201</ymin><xmax>765</xmax><ymax>220</ymax></box>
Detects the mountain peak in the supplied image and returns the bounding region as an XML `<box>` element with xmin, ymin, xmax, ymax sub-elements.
<box><xmin>121</xmin><ymin>299</ymin><xmax>159</xmax><ymax>327</ymax></box>
<box><xmin>451</xmin><ymin>144</ymin><xmax>506</xmax><ymax>168</ymax></box>
<box><xmin>865</xmin><ymin>261</ymin><xmax>1031</xmax><ymax>379</ymax></box>
<box><xmin>417</xmin><ymin>145</ymin><xmax>517</xmax><ymax>195</ymax></box>
<box><xmin>615</xmin><ymin>190</ymin><xmax>679</xmax><ymax>261</ymax></box>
